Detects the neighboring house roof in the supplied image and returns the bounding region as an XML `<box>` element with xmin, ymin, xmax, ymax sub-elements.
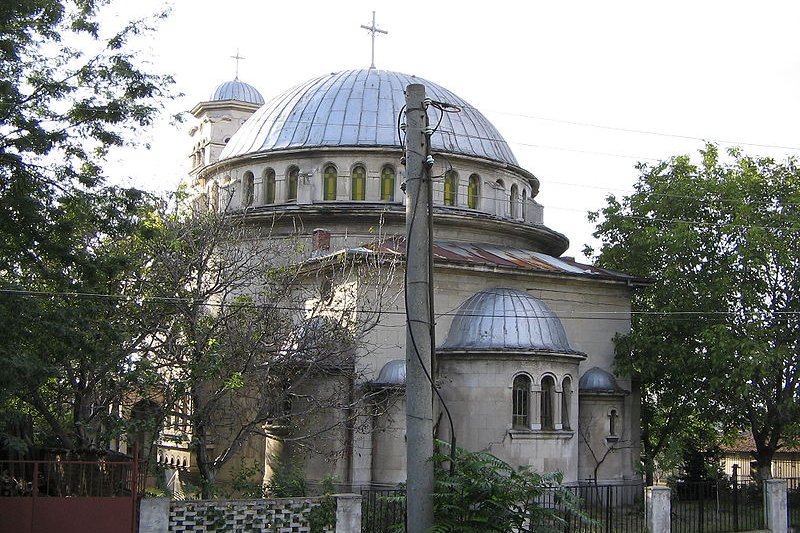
<box><xmin>721</xmin><ymin>433</ymin><xmax>800</xmax><ymax>454</ymax></box>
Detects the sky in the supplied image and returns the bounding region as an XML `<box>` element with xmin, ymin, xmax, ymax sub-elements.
<box><xmin>104</xmin><ymin>0</ymin><xmax>800</xmax><ymax>260</ymax></box>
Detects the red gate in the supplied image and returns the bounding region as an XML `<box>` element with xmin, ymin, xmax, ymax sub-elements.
<box><xmin>0</xmin><ymin>456</ymin><xmax>140</xmax><ymax>533</ymax></box>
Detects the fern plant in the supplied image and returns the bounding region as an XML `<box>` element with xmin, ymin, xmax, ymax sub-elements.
<box><xmin>427</xmin><ymin>440</ymin><xmax>585</xmax><ymax>533</ymax></box>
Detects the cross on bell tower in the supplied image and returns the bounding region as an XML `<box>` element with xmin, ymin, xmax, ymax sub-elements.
<box><xmin>360</xmin><ymin>11</ymin><xmax>388</xmax><ymax>69</ymax></box>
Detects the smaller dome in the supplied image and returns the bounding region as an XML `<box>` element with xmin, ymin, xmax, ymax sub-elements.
<box><xmin>439</xmin><ymin>288</ymin><xmax>573</xmax><ymax>352</ymax></box>
<box><xmin>372</xmin><ymin>359</ymin><xmax>406</xmax><ymax>386</ymax></box>
<box><xmin>579</xmin><ymin>367</ymin><xmax>625</xmax><ymax>393</ymax></box>
<box><xmin>210</xmin><ymin>79</ymin><xmax>265</xmax><ymax>105</ymax></box>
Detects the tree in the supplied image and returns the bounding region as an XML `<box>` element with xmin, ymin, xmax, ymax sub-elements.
<box><xmin>139</xmin><ymin>201</ymin><xmax>399</xmax><ymax>495</ymax></box>
<box><xmin>0</xmin><ymin>0</ymin><xmax>174</xmax><ymax>453</ymax></box>
<box><xmin>587</xmin><ymin>144</ymin><xmax>800</xmax><ymax>480</ymax></box>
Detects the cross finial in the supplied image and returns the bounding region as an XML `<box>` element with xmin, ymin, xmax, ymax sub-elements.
<box><xmin>231</xmin><ymin>49</ymin><xmax>246</xmax><ymax>80</ymax></box>
<box><xmin>360</xmin><ymin>11</ymin><xmax>388</xmax><ymax>70</ymax></box>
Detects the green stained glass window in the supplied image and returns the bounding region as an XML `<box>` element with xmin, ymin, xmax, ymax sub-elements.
<box><xmin>323</xmin><ymin>164</ymin><xmax>337</xmax><ymax>201</ymax></box>
<box><xmin>468</xmin><ymin>174</ymin><xmax>480</xmax><ymax>209</ymax></box>
<box><xmin>381</xmin><ymin>166</ymin><xmax>395</xmax><ymax>201</ymax></box>
<box><xmin>351</xmin><ymin>165</ymin><xmax>366</xmax><ymax>201</ymax></box>
<box><xmin>443</xmin><ymin>171</ymin><xmax>457</xmax><ymax>206</ymax></box>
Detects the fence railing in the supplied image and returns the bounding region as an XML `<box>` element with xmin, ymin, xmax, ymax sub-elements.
<box><xmin>670</xmin><ymin>480</ymin><xmax>764</xmax><ymax>533</ymax></box>
<box><xmin>361</xmin><ymin>487</ymin><xmax>405</xmax><ymax>533</ymax></box>
<box><xmin>787</xmin><ymin>477</ymin><xmax>800</xmax><ymax>530</ymax></box>
<box><xmin>360</xmin><ymin>483</ymin><xmax>646</xmax><ymax>533</ymax></box>
<box><xmin>0</xmin><ymin>458</ymin><xmax>141</xmax><ymax>498</ymax></box>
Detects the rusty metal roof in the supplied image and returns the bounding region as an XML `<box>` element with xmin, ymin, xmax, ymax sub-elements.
<box><xmin>364</xmin><ymin>237</ymin><xmax>640</xmax><ymax>282</ymax></box>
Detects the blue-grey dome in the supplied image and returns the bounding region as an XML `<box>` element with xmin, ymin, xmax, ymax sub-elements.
<box><xmin>372</xmin><ymin>359</ymin><xmax>406</xmax><ymax>386</ymax></box>
<box><xmin>439</xmin><ymin>288</ymin><xmax>572</xmax><ymax>352</ymax></box>
<box><xmin>219</xmin><ymin>69</ymin><xmax>518</xmax><ymax>165</ymax></box>
<box><xmin>210</xmin><ymin>79</ymin><xmax>265</xmax><ymax>105</ymax></box>
<box><xmin>579</xmin><ymin>367</ymin><xmax>624</xmax><ymax>393</ymax></box>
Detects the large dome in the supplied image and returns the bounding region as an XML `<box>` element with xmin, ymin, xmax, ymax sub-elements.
<box><xmin>219</xmin><ymin>69</ymin><xmax>518</xmax><ymax>165</ymax></box>
<box><xmin>439</xmin><ymin>288</ymin><xmax>574</xmax><ymax>352</ymax></box>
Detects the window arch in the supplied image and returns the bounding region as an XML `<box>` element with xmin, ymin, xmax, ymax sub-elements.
<box><xmin>468</xmin><ymin>174</ymin><xmax>480</xmax><ymax>209</ymax></box>
<box><xmin>351</xmin><ymin>165</ymin><xmax>366</xmax><ymax>201</ymax></box>
<box><xmin>540</xmin><ymin>375</ymin><xmax>556</xmax><ymax>430</ymax></box>
<box><xmin>264</xmin><ymin>168</ymin><xmax>276</xmax><ymax>204</ymax></box>
<box><xmin>380</xmin><ymin>165</ymin><xmax>395</xmax><ymax>201</ymax></box>
<box><xmin>443</xmin><ymin>170</ymin><xmax>458</xmax><ymax>206</ymax></box>
<box><xmin>495</xmin><ymin>179</ymin><xmax>506</xmax><ymax>217</ymax></box>
<box><xmin>561</xmin><ymin>377</ymin><xmax>572</xmax><ymax>430</ymax></box>
<box><xmin>287</xmin><ymin>166</ymin><xmax>299</xmax><ymax>202</ymax></box>
<box><xmin>521</xmin><ymin>189</ymin><xmax>527</xmax><ymax>220</ymax></box>
<box><xmin>323</xmin><ymin>164</ymin><xmax>337</xmax><ymax>201</ymax></box>
<box><xmin>609</xmin><ymin>409</ymin><xmax>619</xmax><ymax>436</ymax></box>
<box><xmin>510</xmin><ymin>183</ymin><xmax>519</xmax><ymax>218</ymax></box>
<box><xmin>243</xmin><ymin>171</ymin><xmax>255</xmax><ymax>207</ymax></box>
<box><xmin>512</xmin><ymin>374</ymin><xmax>531</xmax><ymax>429</ymax></box>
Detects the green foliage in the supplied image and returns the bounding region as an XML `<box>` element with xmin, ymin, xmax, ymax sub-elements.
<box><xmin>428</xmin><ymin>441</ymin><xmax>583</xmax><ymax>533</ymax></box>
<box><xmin>231</xmin><ymin>459</ymin><xmax>266</xmax><ymax>498</ymax></box>
<box><xmin>589</xmin><ymin>144</ymin><xmax>800</xmax><ymax>480</ymax></box>
<box><xmin>308</xmin><ymin>475</ymin><xmax>337</xmax><ymax>533</ymax></box>
<box><xmin>266</xmin><ymin>460</ymin><xmax>308</xmax><ymax>498</ymax></box>
<box><xmin>0</xmin><ymin>0</ymin><xmax>174</xmax><ymax>453</ymax></box>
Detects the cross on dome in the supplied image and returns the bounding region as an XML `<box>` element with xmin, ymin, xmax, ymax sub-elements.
<box><xmin>360</xmin><ymin>11</ymin><xmax>388</xmax><ymax>69</ymax></box>
<box><xmin>230</xmin><ymin>49</ymin><xmax>246</xmax><ymax>80</ymax></box>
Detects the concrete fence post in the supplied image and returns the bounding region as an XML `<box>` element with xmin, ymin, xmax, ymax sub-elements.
<box><xmin>764</xmin><ymin>479</ymin><xmax>788</xmax><ymax>533</ymax></box>
<box><xmin>645</xmin><ymin>485</ymin><xmax>671</xmax><ymax>533</ymax></box>
<box><xmin>335</xmin><ymin>493</ymin><xmax>362</xmax><ymax>533</ymax></box>
<box><xmin>138</xmin><ymin>497</ymin><xmax>170</xmax><ymax>533</ymax></box>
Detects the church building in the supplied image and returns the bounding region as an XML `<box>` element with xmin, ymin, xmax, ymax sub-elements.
<box><xmin>175</xmin><ymin>67</ymin><xmax>645</xmax><ymax>489</ymax></box>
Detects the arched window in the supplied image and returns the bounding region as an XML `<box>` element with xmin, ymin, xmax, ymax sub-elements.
<box><xmin>287</xmin><ymin>166</ymin><xmax>299</xmax><ymax>202</ymax></box>
<box><xmin>264</xmin><ymin>168</ymin><xmax>276</xmax><ymax>204</ymax></box>
<box><xmin>495</xmin><ymin>179</ymin><xmax>506</xmax><ymax>217</ymax></box>
<box><xmin>443</xmin><ymin>170</ymin><xmax>458</xmax><ymax>206</ymax></box>
<box><xmin>510</xmin><ymin>184</ymin><xmax>519</xmax><ymax>218</ymax></box>
<box><xmin>351</xmin><ymin>165</ymin><xmax>366</xmax><ymax>201</ymax></box>
<box><xmin>609</xmin><ymin>409</ymin><xmax>619</xmax><ymax>436</ymax></box>
<box><xmin>381</xmin><ymin>165</ymin><xmax>395</xmax><ymax>201</ymax></box>
<box><xmin>209</xmin><ymin>181</ymin><xmax>219</xmax><ymax>212</ymax></box>
<box><xmin>512</xmin><ymin>374</ymin><xmax>531</xmax><ymax>429</ymax></box>
<box><xmin>561</xmin><ymin>377</ymin><xmax>572</xmax><ymax>430</ymax></box>
<box><xmin>540</xmin><ymin>375</ymin><xmax>555</xmax><ymax>430</ymax></box>
<box><xmin>521</xmin><ymin>189</ymin><xmax>527</xmax><ymax>220</ymax></box>
<box><xmin>243</xmin><ymin>171</ymin><xmax>255</xmax><ymax>207</ymax></box>
<box><xmin>468</xmin><ymin>174</ymin><xmax>480</xmax><ymax>209</ymax></box>
<box><xmin>323</xmin><ymin>164</ymin><xmax>337</xmax><ymax>201</ymax></box>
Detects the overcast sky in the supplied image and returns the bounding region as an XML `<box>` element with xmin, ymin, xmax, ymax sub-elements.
<box><xmin>105</xmin><ymin>0</ymin><xmax>800</xmax><ymax>260</ymax></box>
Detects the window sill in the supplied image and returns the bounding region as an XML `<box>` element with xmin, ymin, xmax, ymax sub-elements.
<box><xmin>508</xmin><ymin>429</ymin><xmax>574</xmax><ymax>440</ymax></box>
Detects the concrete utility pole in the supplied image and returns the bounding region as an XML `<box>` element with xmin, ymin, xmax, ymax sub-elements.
<box><xmin>404</xmin><ymin>83</ymin><xmax>435</xmax><ymax>533</ymax></box>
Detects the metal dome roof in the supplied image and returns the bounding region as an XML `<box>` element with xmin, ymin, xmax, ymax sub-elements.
<box><xmin>372</xmin><ymin>359</ymin><xmax>406</xmax><ymax>386</ymax></box>
<box><xmin>579</xmin><ymin>367</ymin><xmax>625</xmax><ymax>393</ymax></box>
<box><xmin>439</xmin><ymin>288</ymin><xmax>572</xmax><ymax>352</ymax></box>
<box><xmin>210</xmin><ymin>79</ymin><xmax>265</xmax><ymax>105</ymax></box>
<box><xmin>219</xmin><ymin>69</ymin><xmax>518</xmax><ymax>165</ymax></box>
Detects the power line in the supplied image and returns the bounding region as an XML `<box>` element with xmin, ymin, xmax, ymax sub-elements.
<box><xmin>2</xmin><ymin>288</ymin><xmax>798</xmax><ymax>321</ymax></box>
<box><xmin>481</xmin><ymin>107</ymin><xmax>800</xmax><ymax>152</ymax></box>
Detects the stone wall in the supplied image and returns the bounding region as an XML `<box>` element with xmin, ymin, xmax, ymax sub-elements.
<box><xmin>168</xmin><ymin>497</ymin><xmax>332</xmax><ymax>533</ymax></box>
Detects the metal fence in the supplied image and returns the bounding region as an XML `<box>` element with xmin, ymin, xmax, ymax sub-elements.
<box><xmin>670</xmin><ymin>480</ymin><xmax>764</xmax><ymax>533</ymax></box>
<box><xmin>788</xmin><ymin>477</ymin><xmax>800</xmax><ymax>530</ymax></box>
<box><xmin>360</xmin><ymin>483</ymin><xmax>646</xmax><ymax>533</ymax></box>
<box><xmin>361</xmin><ymin>487</ymin><xmax>405</xmax><ymax>533</ymax></box>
